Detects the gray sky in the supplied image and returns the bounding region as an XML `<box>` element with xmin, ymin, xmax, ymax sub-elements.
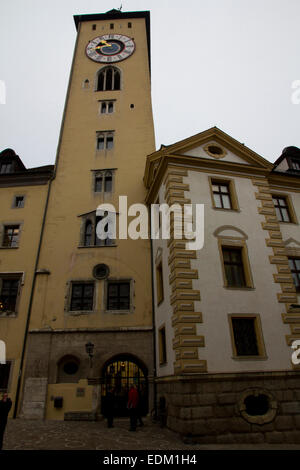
<box><xmin>0</xmin><ymin>0</ymin><xmax>299</xmax><ymax>168</ymax></box>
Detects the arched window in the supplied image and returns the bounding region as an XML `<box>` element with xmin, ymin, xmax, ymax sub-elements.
<box><xmin>84</xmin><ymin>220</ymin><xmax>93</xmax><ymax>246</ymax></box>
<box><xmin>97</xmin><ymin>66</ymin><xmax>121</xmax><ymax>91</ymax></box>
<box><xmin>57</xmin><ymin>355</ymin><xmax>81</xmax><ymax>383</ymax></box>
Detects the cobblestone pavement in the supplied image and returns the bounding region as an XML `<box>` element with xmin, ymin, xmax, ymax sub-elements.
<box><xmin>3</xmin><ymin>417</ymin><xmax>300</xmax><ymax>451</ymax></box>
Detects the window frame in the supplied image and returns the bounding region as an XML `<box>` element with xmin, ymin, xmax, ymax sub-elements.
<box><xmin>228</xmin><ymin>314</ymin><xmax>267</xmax><ymax>360</ymax></box>
<box><xmin>0</xmin><ymin>273</ymin><xmax>23</xmax><ymax>316</ymax></box>
<box><xmin>156</xmin><ymin>260</ymin><xmax>164</xmax><ymax>306</ymax></box>
<box><xmin>218</xmin><ymin>239</ymin><xmax>254</xmax><ymax>289</ymax></box>
<box><xmin>1</xmin><ymin>224</ymin><xmax>21</xmax><ymax>248</ymax></box>
<box><xmin>96</xmin><ymin>66</ymin><xmax>121</xmax><ymax>92</ymax></box>
<box><xmin>93</xmin><ymin>169</ymin><xmax>115</xmax><ymax>195</ymax></box>
<box><xmin>99</xmin><ymin>100</ymin><xmax>115</xmax><ymax>115</ymax></box>
<box><xmin>208</xmin><ymin>176</ymin><xmax>239</xmax><ymax>211</ymax></box>
<box><xmin>272</xmin><ymin>193</ymin><xmax>297</xmax><ymax>224</ymax></box>
<box><xmin>104</xmin><ymin>278</ymin><xmax>134</xmax><ymax>315</ymax></box>
<box><xmin>67</xmin><ymin>280</ymin><xmax>95</xmax><ymax>314</ymax></box>
<box><xmin>79</xmin><ymin>212</ymin><xmax>116</xmax><ymax>248</ymax></box>
<box><xmin>12</xmin><ymin>195</ymin><xmax>25</xmax><ymax>209</ymax></box>
<box><xmin>96</xmin><ymin>131</ymin><xmax>114</xmax><ymax>151</ymax></box>
<box><xmin>288</xmin><ymin>257</ymin><xmax>300</xmax><ymax>293</ymax></box>
<box><xmin>158</xmin><ymin>325</ymin><xmax>167</xmax><ymax>365</ymax></box>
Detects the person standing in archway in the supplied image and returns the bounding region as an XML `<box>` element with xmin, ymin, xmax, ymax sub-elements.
<box><xmin>127</xmin><ymin>384</ymin><xmax>139</xmax><ymax>431</ymax></box>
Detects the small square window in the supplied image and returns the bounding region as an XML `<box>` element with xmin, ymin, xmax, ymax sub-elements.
<box><xmin>14</xmin><ymin>196</ymin><xmax>25</xmax><ymax>208</ymax></box>
<box><xmin>0</xmin><ymin>162</ymin><xmax>13</xmax><ymax>174</ymax></box>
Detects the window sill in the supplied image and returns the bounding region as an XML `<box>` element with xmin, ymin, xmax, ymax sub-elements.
<box><xmin>231</xmin><ymin>355</ymin><xmax>268</xmax><ymax>361</ymax></box>
<box><xmin>0</xmin><ymin>246</ymin><xmax>19</xmax><ymax>249</ymax></box>
<box><xmin>224</xmin><ymin>286</ymin><xmax>255</xmax><ymax>291</ymax></box>
<box><xmin>67</xmin><ymin>310</ymin><xmax>94</xmax><ymax>316</ymax></box>
<box><xmin>0</xmin><ymin>312</ymin><xmax>17</xmax><ymax>318</ymax></box>
<box><xmin>78</xmin><ymin>244</ymin><xmax>117</xmax><ymax>249</ymax></box>
<box><xmin>278</xmin><ymin>221</ymin><xmax>298</xmax><ymax>225</ymax></box>
<box><xmin>212</xmin><ymin>207</ymin><xmax>240</xmax><ymax>213</ymax></box>
<box><xmin>104</xmin><ymin>309</ymin><xmax>132</xmax><ymax>315</ymax></box>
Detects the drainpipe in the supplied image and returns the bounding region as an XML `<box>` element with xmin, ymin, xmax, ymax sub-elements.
<box><xmin>149</xmin><ymin>211</ymin><xmax>158</xmax><ymax>419</ymax></box>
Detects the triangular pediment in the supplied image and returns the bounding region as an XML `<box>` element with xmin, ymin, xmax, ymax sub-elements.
<box><xmin>162</xmin><ymin>127</ymin><xmax>272</xmax><ymax>168</ymax></box>
<box><xmin>144</xmin><ymin>127</ymin><xmax>273</xmax><ymax>191</ymax></box>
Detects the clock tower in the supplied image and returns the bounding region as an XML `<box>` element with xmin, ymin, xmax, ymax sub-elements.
<box><xmin>20</xmin><ymin>10</ymin><xmax>156</xmax><ymax>420</ymax></box>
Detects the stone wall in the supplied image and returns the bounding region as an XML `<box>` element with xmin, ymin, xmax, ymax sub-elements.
<box><xmin>156</xmin><ymin>371</ymin><xmax>300</xmax><ymax>444</ymax></box>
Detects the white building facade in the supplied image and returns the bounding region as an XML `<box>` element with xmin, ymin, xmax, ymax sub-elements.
<box><xmin>144</xmin><ymin>127</ymin><xmax>300</xmax><ymax>444</ymax></box>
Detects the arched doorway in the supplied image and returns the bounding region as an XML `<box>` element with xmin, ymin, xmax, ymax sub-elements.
<box><xmin>101</xmin><ymin>354</ymin><xmax>148</xmax><ymax>417</ymax></box>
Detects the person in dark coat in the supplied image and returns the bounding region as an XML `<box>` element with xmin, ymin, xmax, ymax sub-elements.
<box><xmin>0</xmin><ymin>393</ymin><xmax>12</xmax><ymax>450</ymax></box>
<box><xmin>127</xmin><ymin>384</ymin><xmax>139</xmax><ymax>431</ymax></box>
<box><xmin>104</xmin><ymin>388</ymin><xmax>115</xmax><ymax>428</ymax></box>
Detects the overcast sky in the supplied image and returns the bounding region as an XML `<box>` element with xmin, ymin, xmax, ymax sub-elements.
<box><xmin>0</xmin><ymin>0</ymin><xmax>299</xmax><ymax>168</ymax></box>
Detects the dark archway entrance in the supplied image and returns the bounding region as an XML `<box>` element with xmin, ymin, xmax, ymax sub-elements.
<box><xmin>101</xmin><ymin>354</ymin><xmax>148</xmax><ymax>417</ymax></box>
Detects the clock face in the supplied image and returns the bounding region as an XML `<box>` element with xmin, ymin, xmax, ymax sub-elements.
<box><xmin>86</xmin><ymin>34</ymin><xmax>135</xmax><ymax>63</ymax></box>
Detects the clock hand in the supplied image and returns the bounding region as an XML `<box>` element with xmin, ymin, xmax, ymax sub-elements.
<box><xmin>91</xmin><ymin>40</ymin><xmax>112</xmax><ymax>51</ymax></box>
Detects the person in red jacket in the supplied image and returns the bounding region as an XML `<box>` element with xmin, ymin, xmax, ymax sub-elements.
<box><xmin>127</xmin><ymin>384</ymin><xmax>139</xmax><ymax>431</ymax></box>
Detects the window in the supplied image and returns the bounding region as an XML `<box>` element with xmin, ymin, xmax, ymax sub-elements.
<box><xmin>0</xmin><ymin>362</ymin><xmax>11</xmax><ymax>390</ymax></box>
<box><xmin>100</xmin><ymin>101</ymin><xmax>114</xmax><ymax>114</ymax></box>
<box><xmin>159</xmin><ymin>326</ymin><xmax>167</xmax><ymax>365</ymax></box>
<box><xmin>288</xmin><ymin>258</ymin><xmax>300</xmax><ymax>293</ymax></box>
<box><xmin>222</xmin><ymin>247</ymin><xmax>246</xmax><ymax>287</ymax></box>
<box><xmin>70</xmin><ymin>283</ymin><xmax>94</xmax><ymax>311</ymax></box>
<box><xmin>128</xmin><ymin>22</ymin><xmax>132</xmax><ymax>28</ymax></box>
<box><xmin>84</xmin><ymin>220</ymin><xmax>93</xmax><ymax>247</ymax></box>
<box><xmin>57</xmin><ymin>356</ymin><xmax>80</xmax><ymax>383</ymax></box>
<box><xmin>2</xmin><ymin>225</ymin><xmax>20</xmax><ymax>247</ymax></box>
<box><xmin>272</xmin><ymin>195</ymin><xmax>292</xmax><ymax>222</ymax></box>
<box><xmin>94</xmin><ymin>170</ymin><xmax>114</xmax><ymax>194</ymax></box>
<box><xmin>0</xmin><ymin>276</ymin><xmax>21</xmax><ymax>313</ymax></box>
<box><xmin>97</xmin><ymin>66</ymin><xmax>121</xmax><ymax>91</ymax></box>
<box><xmin>13</xmin><ymin>196</ymin><xmax>25</xmax><ymax>208</ymax></box>
<box><xmin>0</xmin><ymin>162</ymin><xmax>12</xmax><ymax>174</ymax></box>
<box><xmin>290</xmin><ymin>159</ymin><xmax>300</xmax><ymax>171</ymax></box>
<box><xmin>110</xmin><ymin>23</ymin><xmax>114</xmax><ymax>29</ymax></box>
<box><xmin>156</xmin><ymin>262</ymin><xmax>164</xmax><ymax>305</ymax></box>
<box><xmin>229</xmin><ymin>315</ymin><xmax>265</xmax><ymax>358</ymax></box>
<box><xmin>80</xmin><ymin>211</ymin><xmax>115</xmax><ymax>247</ymax></box>
<box><xmin>212</xmin><ymin>182</ymin><xmax>232</xmax><ymax>209</ymax></box>
<box><xmin>97</xmin><ymin>132</ymin><xmax>114</xmax><ymax>151</ymax></box>
<box><xmin>107</xmin><ymin>281</ymin><xmax>130</xmax><ymax>311</ymax></box>
<box><xmin>209</xmin><ymin>177</ymin><xmax>238</xmax><ymax>210</ymax></box>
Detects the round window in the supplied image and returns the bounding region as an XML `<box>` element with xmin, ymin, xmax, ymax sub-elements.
<box><xmin>238</xmin><ymin>388</ymin><xmax>277</xmax><ymax>425</ymax></box>
<box><xmin>63</xmin><ymin>361</ymin><xmax>79</xmax><ymax>375</ymax></box>
<box><xmin>93</xmin><ymin>263</ymin><xmax>110</xmax><ymax>280</ymax></box>
<box><xmin>204</xmin><ymin>144</ymin><xmax>227</xmax><ymax>159</ymax></box>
